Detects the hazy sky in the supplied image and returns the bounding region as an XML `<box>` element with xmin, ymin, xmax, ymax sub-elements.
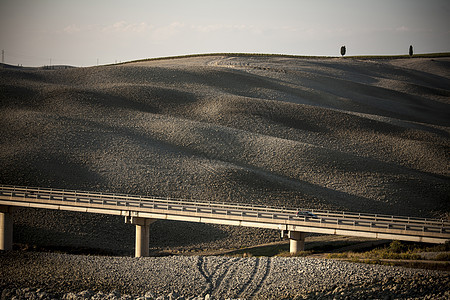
<box><xmin>1</xmin><ymin>0</ymin><xmax>449</xmax><ymax>66</ymax></box>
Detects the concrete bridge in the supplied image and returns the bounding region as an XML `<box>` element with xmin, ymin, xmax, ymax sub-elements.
<box><xmin>1</xmin><ymin>185</ymin><xmax>449</xmax><ymax>257</ymax></box>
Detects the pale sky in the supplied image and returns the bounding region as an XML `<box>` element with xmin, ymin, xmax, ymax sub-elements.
<box><xmin>1</xmin><ymin>0</ymin><xmax>449</xmax><ymax>67</ymax></box>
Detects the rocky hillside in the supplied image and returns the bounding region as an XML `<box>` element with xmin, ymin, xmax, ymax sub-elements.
<box><xmin>1</xmin><ymin>55</ymin><xmax>449</xmax><ymax>253</ymax></box>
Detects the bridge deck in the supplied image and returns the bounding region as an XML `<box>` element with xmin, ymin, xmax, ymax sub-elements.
<box><xmin>1</xmin><ymin>185</ymin><xmax>449</xmax><ymax>245</ymax></box>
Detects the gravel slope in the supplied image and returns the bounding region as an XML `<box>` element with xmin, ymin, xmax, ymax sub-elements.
<box><xmin>1</xmin><ymin>55</ymin><xmax>450</xmax><ymax>253</ymax></box>
<box><xmin>1</xmin><ymin>251</ymin><xmax>449</xmax><ymax>299</ymax></box>
<box><xmin>1</xmin><ymin>54</ymin><xmax>449</xmax><ymax>299</ymax></box>
<box><xmin>1</xmin><ymin>55</ymin><xmax>449</xmax><ymax>254</ymax></box>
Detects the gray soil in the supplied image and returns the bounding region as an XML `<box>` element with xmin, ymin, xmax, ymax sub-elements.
<box><xmin>1</xmin><ymin>251</ymin><xmax>449</xmax><ymax>299</ymax></box>
<box><xmin>1</xmin><ymin>55</ymin><xmax>449</xmax><ymax>298</ymax></box>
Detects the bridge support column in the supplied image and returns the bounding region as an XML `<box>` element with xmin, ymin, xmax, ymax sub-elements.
<box><xmin>125</xmin><ymin>217</ymin><xmax>155</xmax><ymax>257</ymax></box>
<box><xmin>0</xmin><ymin>206</ymin><xmax>13</xmax><ymax>251</ymax></box>
<box><xmin>288</xmin><ymin>231</ymin><xmax>305</xmax><ymax>254</ymax></box>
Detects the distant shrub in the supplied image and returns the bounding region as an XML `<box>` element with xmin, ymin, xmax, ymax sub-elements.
<box><xmin>435</xmin><ymin>253</ymin><xmax>450</xmax><ymax>261</ymax></box>
<box><xmin>388</xmin><ymin>240</ymin><xmax>405</xmax><ymax>253</ymax></box>
<box><xmin>277</xmin><ymin>250</ymin><xmax>314</xmax><ymax>257</ymax></box>
<box><xmin>327</xmin><ymin>252</ymin><xmax>351</xmax><ymax>259</ymax></box>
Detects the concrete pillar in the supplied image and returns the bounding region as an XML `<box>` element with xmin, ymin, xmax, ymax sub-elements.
<box><xmin>289</xmin><ymin>231</ymin><xmax>306</xmax><ymax>254</ymax></box>
<box><xmin>135</xmin><ymin>221</ymin><xmax>150</xmax><ymax>257</ymax></box>
<box><xmin>0</xmin><ymin>206</ymin><xmax>13</xmax><ymax>251</ymax></box>
<box><xmin>125</xmin><ymin>217</ymin><xmax>155</xmax><ymax>257</ymax></box>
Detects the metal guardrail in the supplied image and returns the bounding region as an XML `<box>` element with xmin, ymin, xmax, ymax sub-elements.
<box><xmin>1</xmin><ymin>185</ymin><xmax>449</xmax><ymax>237</ymax></box>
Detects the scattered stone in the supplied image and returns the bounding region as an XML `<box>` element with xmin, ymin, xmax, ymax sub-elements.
<box><xmin>1</xmin><ymin>252</ymin><xmax>448</xmax><ymax>300</ymax></box>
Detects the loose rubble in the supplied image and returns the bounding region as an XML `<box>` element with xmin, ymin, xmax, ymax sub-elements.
<box><xmin>1</xmin><ymin>251</ymin><xmax>449</xmax><ymax>299</ymax></box>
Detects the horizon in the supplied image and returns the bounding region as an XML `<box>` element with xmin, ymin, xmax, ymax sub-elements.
<box><xmin>3</xmin><ymin>51</ymin><xmax>450</xmax><ymax>69</ymax></box>
<box><xmin>1</xmin><ymin>0</ymin><xmax>449</xmax><ymax>67</ymax></box>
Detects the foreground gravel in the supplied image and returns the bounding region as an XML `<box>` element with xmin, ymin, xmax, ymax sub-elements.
<box><xmin>1</xmin><ymin>251</ymin><xmax>449</xmax><ymax>299</ymax></box>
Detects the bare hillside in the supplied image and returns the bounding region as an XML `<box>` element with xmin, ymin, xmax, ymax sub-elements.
<box><xmin>1</xmin><ymin>55</ymin><xmax>449</xmax><ymax>253</ymax></box>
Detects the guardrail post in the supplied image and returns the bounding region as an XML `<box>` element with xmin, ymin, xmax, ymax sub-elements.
<box><xmin>0</xmin><ymin>206</ymin><xmax>13</xmax><ymax>251</ymax></box>
<box><xmin>125</xmin><ymin>217</ymin><xmax>156</xmax><ymax>257</ymax></box>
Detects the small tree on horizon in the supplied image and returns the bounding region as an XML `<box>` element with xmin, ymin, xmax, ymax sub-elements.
<box><xmin>340</xmin><ymin>45</ymin><xmax>346</xmax><ymax>57</ymax></box>
<box><xmin>409</xmin><ymin>45</ymin><xmax>413</xmax><ymax>57</ymax></box>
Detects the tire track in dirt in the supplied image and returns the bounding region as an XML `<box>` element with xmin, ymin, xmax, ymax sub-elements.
<box><xmin>197</xmin><ymin>256</ymin><xmax>209</xmax><ymax>282</ymax></box>
<box><xmin>233</xmin><ymin>258</ymin><xmax>260</xmax><ymax>297</ymax></box>
<box><xmin>197</xmin><ymin>256</ymin><xmax>239</xmax><ymax>297</ymax></box>
<box><xmin>212</xmin><ymin>259</ymin><xmax>241</xmax><ymax>298</ymax></box>
<box><xmin>239</xmin><ymin>257</ymin><xmax>271</xmax><ymax>299</ymax></box>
